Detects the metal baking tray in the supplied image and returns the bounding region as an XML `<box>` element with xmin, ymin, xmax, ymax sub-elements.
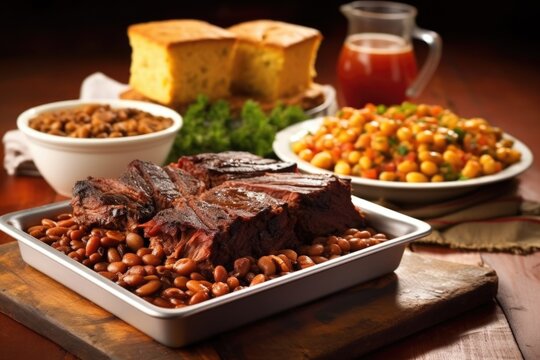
<box><xmin>0</xmin><ymin>197</ymin><xmax>430</xmax><ymax>347</ymax></box>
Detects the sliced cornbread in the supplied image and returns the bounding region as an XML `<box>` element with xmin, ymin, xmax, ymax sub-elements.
<box><xmin>228</xmin><ymin>20</ymin><xmax>322</xmax><ymax>101</ymax></box>
<box><xmin>128</xmin><ymin>20</ymin><xmax>237</xmax><ymax>105</ymax></box>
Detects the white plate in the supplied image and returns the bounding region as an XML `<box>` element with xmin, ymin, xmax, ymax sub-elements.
<box><xmin>273</xmin><ymin>118</ymin><xmax>534</xmax><ymax>204</ymax></box>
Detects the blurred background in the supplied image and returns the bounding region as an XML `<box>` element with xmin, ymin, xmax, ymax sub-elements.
<box><xmin>1</xmin><ymin>0</ymin><xmax>539</xmax><ymax>116</ymax></box>
<box><xmin>2</xmin><ymin>0</ymin><xmax>539</xmax><ymax>67</ymax></box>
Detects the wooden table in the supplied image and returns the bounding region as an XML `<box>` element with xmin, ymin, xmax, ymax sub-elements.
<box><xmin>1</xmin><ymin>37</ymin><xmax>539</xmax><ymax>359</ymax></box>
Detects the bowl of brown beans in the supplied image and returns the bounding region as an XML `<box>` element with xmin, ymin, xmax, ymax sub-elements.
<box><xmin>17</xmin><ymin>99</ymin><xmax>182</xmax><ymax>197</ymax></box>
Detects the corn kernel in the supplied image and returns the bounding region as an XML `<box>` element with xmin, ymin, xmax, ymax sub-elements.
<box><xmin>483</xmin><ymin>159</ymin><xmax>502</xmax><ymax>175</ymax></box>
<box><xmin>355</xmin><ymin>133</ymin><xmax>371</xmax><ymax>149</ymax></box>
<box><xmin>397</xmin><ymin>127</ymin><xmax>412</xmax><ymax>141</ymax></box>
<box><xmin>431</xmin><ymin>174</ymin><xmax>444</xmax><ymax>182</ymax></box>
<box><xmin>298</xmin><ymin>149</ymin><xmax>314</xmax><ymax>162</ymax></box>
<box><xmin>406</xmin><ymin>172</ymin><xmax>428</xmax><ymax>182</ymax></box>
<box><xmin>479</xmin><ymin>154</ymin><xmax>494</xmax><ymax>165</ymax></box>
<box><xmin>420</xmin><ymin>160</ymin><xmax>438</xmax><ymax>176</ymax></box>
<box><xmin>359</xmin><ymin>156</ymin><xmax>372</xmax><ymax>170</ymax></box>
<box><xmin>461</xmin><ymin>160</ymin><xmax>481</xmax><ymax>178</ymax></box>
<box><xmin>292</xmin><ymin>140</ymin><xmax>308</xmax><ymax>154</ymax></box>
<box><xmin>310</xmin><ymin>151</ymin><xmax>333</xmax><ymax>169</ymax></box>
<box><xmin>364</xmin><ymin>120</ymin><xmax>380</xmax><ymax>133</ymax></box>
<box><xmin>416</xmin><ymin>130</ymin><xmax>434</xmax><ymax>144</ymax></box>
<box><xmin>334</xmin><ymin>161</ymin><xmax>351</xmax><ymax>175</ymax></box>
<box><xmin>380</xmin><ymin>120</ymin><xmax>397</xmax><ymax>135</ymax></box>
<box><xmin>433</xmin><ymin>133</ymin><xmax>447</xmax><ymax>148</ymax></box>
<box><xmin>348</xmin><ymin>112</ymin><xmax>365</xmax><ymax>128</ymax></box>
<box><xmin>397</xmin><ymin>160</ymin><xmax>418</xmax><ymax>174</ymax></box>
<box><xmin>371</xmin><ymin>135</ymin><xmax>389</xmax><ymax>152</ymax></box>
<box><xmin>347</xmin><ymin>150</ymin><xmax>362</xmax><ymax>164</ymax></box>
<box><xmin>443</xmin><ymin>150</ymin><xmax>461</xmax><ymax>165</ymax></box>
<box><xmin>418</xmin><ymin>151</ymin><xmax>443</xmax><ymax>164</ymax></box>
<box><xmin>379</xmin><ymin>171</ymin><xmax>396</xmax><ymax>181</ymax></box>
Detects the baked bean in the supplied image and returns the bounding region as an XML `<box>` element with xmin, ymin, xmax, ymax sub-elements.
<box><xmin>105</xmin><ymin>230</ymin><xmax>125</xmax><ymax>242</ymax></box>
<box><xmin>82</xmin><ymin>259</ymin><xmax>93</xmax><ymax>267</ymax></box>
<box><xmin>297</xmin><ymin>255</ymin><xmax>315</xmax><ymax>269</ymax></box>
<box><xmin>126</xmin><ymin>232</ymin><xmax>144</xmax><ymax>251</ymax></box>
<box><xmin>135</xmin><ymin>279</ymin><xmax>162</xmax><ymax>297</ymax></box>
<box><xmin>142</xmin><ymin>254</ymin><xmax>161</xmax><ymax>266</ymax></box>
<box><xmin>39</xmin><ymin>236</ymin><xmax>56</xmax><ymax>245</ymax></box>
<box><xmin>186</xmin><ymin>280</ymin><xmax>210</xmax><ymax>293</ymax></box>
<box><xmin>123</xmin><ymin>274</ymin><xmax>146</xmax><ymax>287</ymax></box>
<box><xmin>349</xmin><ymin>238</ymin><xmax>368</xmax><ymax>251</ymax></box>
<box><xmin>355</xmin><ymin>230</ymin><xmax>371</xmax><ymax>239</ymax></box>
<box><xmin>257</xmin><ymin>256</ymin><xmax>276</xmax><ymax>276</ymax></box>
<box><xmin>326</xmin><ymin>235</ymin><xmax>339</xmax><ymax>245</ymax></box>
<box><xmin>144</xmin><ymin>274</ymin><xmax>159</xmax><ymax>281</ymax></box>
<box><xmin>326</xmin><ymin>243</ymin><xmax>342</xmax><ymax>256</ymax></box>
<box><xmin>345</xmin><ymin>228</ymin><xmax>360</xmax><ymax>236</ymax></box>
<box><xmin>41</xmin><ymin>218</ymin><xmax>56</xmax><ymax>228</ymax></box>
<box><xmin>122</xmin><ymin>253</ymin><xmax>143</xmax><ymax>267</ymax></box>
<box><xmin>69</xmin><ymin>228</ymin><xmax>85</xmax><ymax>241</ymax></box>
<box><xmin>173</xmin><ymin>276</ymin><xmax>189</xmax><ymax>290</ymax></box>
<box><xmin>28</xmin><ymin>225</ymin><xmax>47</xmax><ymax>237</ymax></box>
<box><xmin>144</xmin><ymin>265</ymin><xmax>157</xmax><ymax>276</ymax></box>
<box><xmin>153</xmin><ymin>297</ymin><xmax>174</xmax><ymax>308</ymax></box>
<box><xmin>173</xmin><ymin>258</ymin><xmax>197</xmax><ymax>276</ymax></box>
<box><xmin>70</xmin><ymin>240</ymin><xmax>85</xmax><ymax>250</ymax></box>
<box><xmin>189</xmin><ymin>291</ymin><xmax>209</xmax><ymax>305</ymax></box>
<box><xmin>94</xmin><ymin>262</ymin><xmax>109</xmax><ymax>272</ymax></box>
<box><xmin>270</xmin><ymin>255</ymin><xmax>290</xmax><ymax>273</ymax></box>
<box><xmin>46</xmin><ymin>227</ymin><xmax>69</xmax><ymax>237</ymax></box>
<box><xmin>307</xmin><ymin>244</ymin><xmax>325</xmax><ymax>256</ymax></box>
<box><xmin>279</xmin><ymin>249</ymin><xmax>298</xmax><ymax>262</ymax></box>
<box><xmin>373</xmin><ymin>233</ymin><xmax>387</xmax><ymax>240</ymax></box>
<box><xmin>136</xmin><ymin>247</ymin><xmax>152</xmax><ymax>257</ymax></box>
<box><xmin>311</xmin><ymin>256</ymin><xmax>329</xmax><ymax>264</ymax></box>
<box><xmin>58</xmin><ymin>237</ymin><xmax>70</xmax><ymax>247</ymax></box>
<box><xmin>226</xmin><ymin>276</ymin><xmax>240</xmax><ymax>290</ymax></box>
<box><xmin>107</xmin><ymin>248</ymin><xmax>122</xmax><ymax>263</ymax></box>
<box><xmin>91</xmin><ymin>228</ymin><xmax>105</xmax><ymax>237</ymax></box>
<box><xmin>98</xmin><ymin>271</ymin><xmax>117</xmax><ymax>281</ymax></box>
<box><xmin>57</xmin><ymin>218</ymin><xmax>76</xmax><ymax>228</ymax></box>
<box><xmin>128</xmin><ymin>265</ymin><xmax>146</xmax><ymax>276</ymax></box>
<box><xmin>86</xmin><ymin>235</ymin><xmax>101</xmax><ymax>256</ymax></box>
<box><xmin>213</xmin><ymin>265</ymin><xmax>228</xmax><ymax>283</ymax></box>
<box><xmin>100</xmin><ymin>236</ymin><xmax>119</xmax><ymax>248</ymax></box>
<box><xmin>88</xmin><ymin>252</ymin><xmax>102</xmax><ymax>264</ymax></box>
<box><xmin>56</xmin><ymin>213</ymin><xmax>72</xmax><ymax>220</ymax></box>
<box><xmin>250</xmin><ymin>274</ymin><xmax>266</xmax><ymax>286</ymax></box>
<box><xmin>107</xmin><ymin>261</ymin><xmax>127</xmax><ymax>274</ymax></box>
<box><xmin>276</xmin><ymin>254</ymin><xmax>293</xmax><ymax>273</ymax></box>
<box><xmin>233</xmin><ymin>286</ymin><xmax>246</xmax><ymax>292</ymax></box>
<box><xmin>212</xmin><ymin>282</ymin><xmax>230</xmax><ymax>297</ymax></box>
<box><xmin>68</xmin><ymin>251</ymin><xmax>82</xmax><ymax>262</ymax></box>
<box><xmin>234</xmin><ymin>257</ymin><xmax>251</xmax><ymax>278</ymax></box>
<box><xmin>162</xmin><ymin>287</ymin><xmax>187</xmax><ymax>300</ymax></box>
<box><xmin>337</xmin><ymin>238</ymin><xmax>351</xmax><ymax>252</ymax></box>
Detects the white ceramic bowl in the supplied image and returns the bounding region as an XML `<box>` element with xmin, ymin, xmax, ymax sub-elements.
<box><xmin>17</xmin><ymin>99</ymin><xmax>182</xmax><ymax>197</ymax></box>
<box><xmin>274</xmin><ymin>118</ymin><xmax>534</xmax><ymax>204</ymax></box>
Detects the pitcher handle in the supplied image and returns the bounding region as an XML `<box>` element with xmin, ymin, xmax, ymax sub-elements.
<box><xmin>406</xmin><ymin>27</ymin><xmax>442</xmax><ymax>98</ymax></box>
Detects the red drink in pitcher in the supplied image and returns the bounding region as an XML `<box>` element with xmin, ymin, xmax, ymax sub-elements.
<box><xmin>337</xmin><ymin>33</ymin><xmax>418</xmax><ymax>108</ymax></box>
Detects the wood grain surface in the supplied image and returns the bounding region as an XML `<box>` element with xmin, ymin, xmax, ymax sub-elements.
<box><xmin>0</xmin><ymin>242</ymin><xmax>499</xmax><ymax>359</ymax></box>
<box><xmin>1</xmin><ymin>31</ymin><xmax>539</xmax><ymax>359</ymax></box>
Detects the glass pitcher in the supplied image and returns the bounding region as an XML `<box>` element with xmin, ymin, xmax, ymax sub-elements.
<box><xmin>337</xmin><ymin>1</ymin><xmax>442</xmax><ymax>107</ymax></box>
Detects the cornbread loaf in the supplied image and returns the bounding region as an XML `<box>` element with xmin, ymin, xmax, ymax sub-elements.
<box><xmin>128</xmin><ymin>20</ymin><xmax>237</xmax><ymax>105</ymax></box>
<box><xmin>228</xmin><ymin>20</ymin><xmax>322</xmax><ymax>101</ymax></box>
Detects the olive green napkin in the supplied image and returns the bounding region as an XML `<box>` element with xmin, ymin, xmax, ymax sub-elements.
<box><xmin>376</xmin><ymin>180</ymin><xmax>540</xmax><ymax>254</ymax></box>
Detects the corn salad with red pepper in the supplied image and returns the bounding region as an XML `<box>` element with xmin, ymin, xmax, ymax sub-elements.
<box><xmin>292</xmin><ymin>103</ymin><xmax>521</xmax><ymax>182</ymax></box>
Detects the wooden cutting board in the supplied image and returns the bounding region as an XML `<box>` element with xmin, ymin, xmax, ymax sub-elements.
<box><xmin>0</xmin><ymin>242</ymin><xmax>497</xmax><ymax>359</ymax></box>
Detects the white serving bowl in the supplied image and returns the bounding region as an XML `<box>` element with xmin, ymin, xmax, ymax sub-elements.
<box><xmin>17</xmin><ymin>99</ymin><xmax>182</xmax><ymax>197</ymax></box>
